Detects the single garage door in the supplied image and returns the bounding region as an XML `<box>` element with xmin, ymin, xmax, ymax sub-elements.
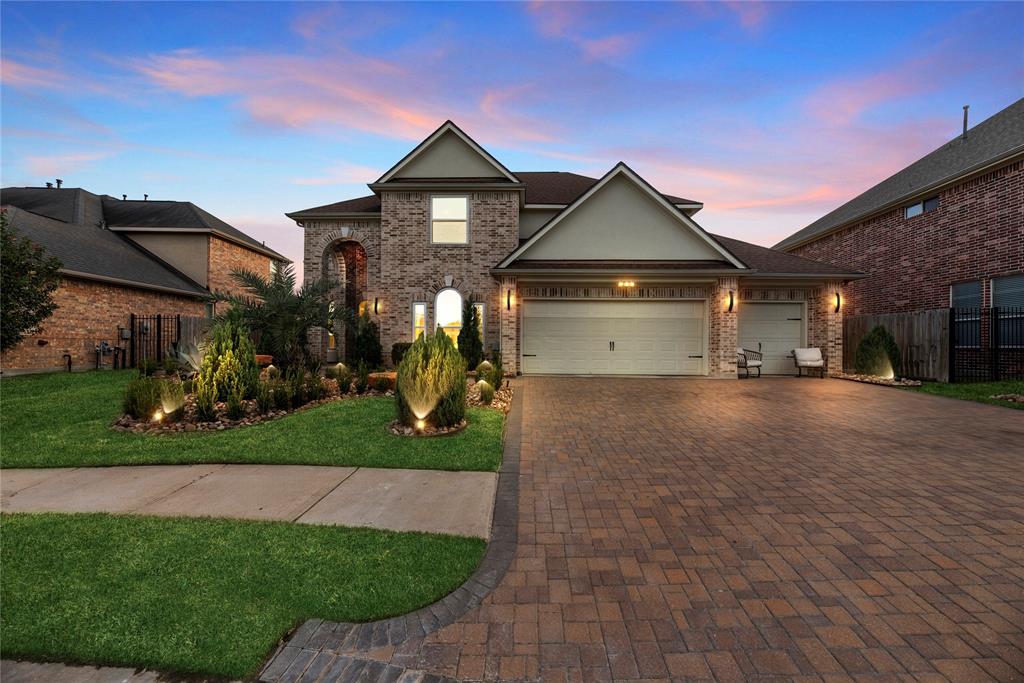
<box><xmin>737</xmin><ymin>302</ymin><xmax>805</xmax><ymax>375</ymax></box>
<box><xmin>522</xmin><ymin>300</ymin><xmax>705</xmax><ymax>375</ymax></box>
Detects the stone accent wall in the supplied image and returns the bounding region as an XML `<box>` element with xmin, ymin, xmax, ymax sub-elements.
<box><xmin>374</xmin><ymin>191</ymin><xmax>520</xmax><ymax>365</ymax></box>
<box><xmin>208</xmin><ymin>237</ymin><xmax>274</xmax><ymax>315</ymax></box>
<box><xmin>788</xmin><ymin>159</ymin><xmax>1023</xmax><ymax>316</ymax></box>
<box><xmin>708</xmin><ymin>276</ymin><xmax>739</xmax><ymax>378</ymax></box>
<box><xmin>0</xmin><ymin>277</ymin><xmax>205</xmax><ymax>373</ymax></box>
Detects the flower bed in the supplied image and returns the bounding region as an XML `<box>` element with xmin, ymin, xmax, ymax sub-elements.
<box><xmin>467</xmin><ymin>378</ymin><xmax>514</xmax><ymax>412</ymax></box>
<box><xmin>991</xmin><ymin>393</ymin><xmax>1024</xmax><ymax>404</ymax></box>
<box><xmin>834</xmin><ymin>372</ymin><xmax>922</xmax><ymax>387</ymax></box>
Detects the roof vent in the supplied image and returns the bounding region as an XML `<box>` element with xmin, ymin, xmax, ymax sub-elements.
<box><xmin>122</xmin><ymin>194</ymin><xmax>127</xmax><ymax>201</ymax></box>
<box><xmin>962</xmin><ymin>104</ymin><xmax>969</xmax><ymax>140</ymax></box>
<box><xmin>55</xmin><ymin>178</ymin><xmax>63</xmax><ymax>188</ymax></box>
<box><xmin>144</xmin><ymin>194</ymin><xmax>148</xmax><ymax>201</ymax></box>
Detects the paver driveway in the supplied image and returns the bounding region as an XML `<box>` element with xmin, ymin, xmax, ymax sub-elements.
<box><xmin>278</xmin><ymin>377</ymin><xmax>1024</xmax><ymax>682</ymax></box>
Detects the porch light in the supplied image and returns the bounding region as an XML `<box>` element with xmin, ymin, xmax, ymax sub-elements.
<box><xmin>506</xmin><ymin>289</ymin><xmax>513</xmax><ymax>310</ymax></box>
<box><xmin>373</xmin><ymin>297</ymin><xmax>380</xmax><ymax>314</ymax></box>
<box><xmin>617</xmin><ymin>281</ymin><xmax>635</xmax><ymax>288</ymax></box>
<box><xmin>834</xmin><ymin>291</ymin><xmax>842</xmax><ymax>313</ymax></box>
<box><xmin>728</xmin><ymin>290</ymin><xmax>735</xmax><ymax>312</ymax></box>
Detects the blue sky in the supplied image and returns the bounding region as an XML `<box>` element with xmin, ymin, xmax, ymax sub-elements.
<box><xmin>2</xmin><ymin>1</ymin><xmax>1021</xmax><ymax>273</ymax></box>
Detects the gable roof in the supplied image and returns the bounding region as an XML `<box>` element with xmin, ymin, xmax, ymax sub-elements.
<box><xmin>375</xmin><ymin>121</ymin><xmax>520</xmax><ymax>184</ymax></box>
<box><xmin>775</xmin><ymin>97</ymin><xmax>1024</xmax><ymax>251</ymax></box>
<box><xmin>497</xmin><ymin>163</ymin><xmax>745</xmax><ymax>269</ymax></box>
<box><xmin>1</xmin><ymin>205</ymin><xmax>208</xmax><ymax>297</ymax></box>
<box><xmin>287</xmin><ymin>171</ymin><xmax>699</xmax><ymax>218</ymax></box>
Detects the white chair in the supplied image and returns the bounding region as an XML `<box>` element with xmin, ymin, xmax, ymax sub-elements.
<box><xmin>736</xmin><ymin>347</ymin><xmax>763</xmax><ymax>378</ymax></box>
<box><xmin>792</xmin><ymin>348</ymin><xmax>826</xmax><ymax>378</ymax></box>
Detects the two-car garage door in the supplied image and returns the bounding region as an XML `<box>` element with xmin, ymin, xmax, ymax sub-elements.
<box><xmin>522</xmin><ymin>300</ymin><xmax>705</xmax><ymax>375</ymax></box>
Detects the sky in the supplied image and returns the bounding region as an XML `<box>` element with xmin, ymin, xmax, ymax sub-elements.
<box><xmin>2</xmin><ymin>1</ymin><xmax>1022</xmax><ymax>276</ymax></box>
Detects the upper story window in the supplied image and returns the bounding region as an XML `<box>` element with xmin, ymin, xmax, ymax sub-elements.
<box><xmin>904</xmin><ymin>195</ymin><xmax>939</xmax><ymax>219</ymax></box>
<box><xmin>431</xmin><ymin>196</ymin><xmax>469</xmax><ymax>244</ymax></box>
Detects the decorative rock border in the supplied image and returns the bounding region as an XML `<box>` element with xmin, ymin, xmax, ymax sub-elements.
<box><xmin>834</xmin><ymin>372</ymin><xmax>922</xmax><ymax>387</ymax></box>
<box><xmin>258</xmin><ymin>381</ymin><xmax>524</xmax><ymax>683</ymax></box>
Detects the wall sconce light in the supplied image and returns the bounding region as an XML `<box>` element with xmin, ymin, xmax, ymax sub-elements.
<box><xmin>373</xmin><ymin>297</ymin><xmax>380</xmax><ymax>314</ymax></box>
<box><xmin>728</xmin><ymin>290</ymin><xmax>735</xmax><ymax>312</ymax></box>
<box><xmin>834</xmin><ymin>291</ymin><xmax>842</xmax><ymax>313</ymax></box>
<box><xmin>617</xmin><ymin>280</ymin><xmax>636</xmax><ymax>288</ymax></box>
<box><xmin>506</xmin><ymin>289</ymin><xmax>513</xmax><ymax>310</ymax></box>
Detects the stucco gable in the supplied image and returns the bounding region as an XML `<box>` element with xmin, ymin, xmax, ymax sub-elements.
<box><xmin>499</xmin><ymin>164</ymin><xmax>745</xmax><ymax>267</ymax></box>
<box><xmin>377</xmin><ymin>121</ymin><xmax>519</xmax><ymax>182</ymax></box>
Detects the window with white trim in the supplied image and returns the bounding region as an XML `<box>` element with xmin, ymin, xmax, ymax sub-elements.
<box><xmin>992</xmin><ymin>273</ymin><xmax>1024</xmax><ymax>347</ymax></box>
<box><xmin>951</xmin><ymin>281</ymin><xmax>982</xmax><ymax>348</ymax></box>
<box><xmin>904</xmin><ymin>195</ymin><xmax>939</xmax><ymax>219</ymax></box>
<box><xmin>435</xmin><ymin>289</ymin><xmax>463</xmax><ymax>345</ymax></box>
<box><xmin>430</xmin><ymin>196</ymin><xmax>469</xmax><ymax>244</ymax></box>
<box><xmin>412</xmin><ymin>302</ymin><xmax>426</xmax><ymax>340</ymax></box>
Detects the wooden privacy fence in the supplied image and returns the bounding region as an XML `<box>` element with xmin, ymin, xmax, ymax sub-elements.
<box><xmin>843</xmin><ymin>309</ymin><xmax>950</xmax><ymax>381</ymax></box>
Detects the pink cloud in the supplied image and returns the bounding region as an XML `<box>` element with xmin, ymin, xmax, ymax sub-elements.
<box><xmin>291</xmin><ymin>162</ymin><xmax>383</xmax><ymax>186</ymax></box>
<box><xmin>579</xmin><ymin>34</ymin><xmax>641</xmax><ymax>61</ymax></box>
<box><xmin>525</xmin><ymin>2</ymin><xmax>642</xmax><ymax>61</ymax></box>
<box><xmin>24</xmin><ymin>152</ymin><xmax>112</xmax><ymax>177</ymax></box>
<box><xmin>722</xmin><ymin>1</ymin><xmax>770</xmax><ymax>30</ymax></box>
<box><xmin>0</xmin><ymin>58</ymin><xmax>69</xmax><ymax>89</ymax></box>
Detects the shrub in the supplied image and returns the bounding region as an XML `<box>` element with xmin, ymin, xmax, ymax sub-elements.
<box><xmin>457</xmin><ymin>297</ymin><xmax>484</xmax><ymax>370</ymax></box>
<box><xmin>225</xmin><ymin>392</ymin><xmax>245</xmax><ymax>420</ymax></box>
<box><xmin>478</xmin><ymin>380</ymin><xmax>495</xmax><ymax>405</ymax></box>
<box><xmin>162</xmin><ymin>356</ymin><xmax>180</xmax><ymax>375</ymax></box>
<box><xmin>205</xmin><ymin>320</ymin><xmax>259</xmax><ymax>399</ymax></box>
<box><xmin>194</xmin><ymin>370</ymin><xmax>218</xmax><ymax>422</ymax></box>
<box><xmin>475</xmin><ymin>360</ymin><xmax>492</xmax><ymax>380</ymax></box>
<box><xmin>123</xmin><ymin>376</ymin><xmax>162</xmax><ymax>419</ymax></box>
<box><xmin>325</xmin><ymin>362</ymin><xmax>347</xmax><ymax>381</ymax></box>
<box><xmin>305</xmin><ymin>374</ymin><xmax>326</xmax><ymax>402</ymax></box>
<box><xmin>395</xmin><ymin>328</ymin><xmax>467</xmax><ymax>428</ymax></box>
<box><xmin>354</xmin><ymin>362</ymin><xmax>370</xmax><ymax>394</ymax></box>
<box><xmin>270</xmin><ymin>379</ymin><xmax>291</xmax><ymax>411</ymax></box>
<box><xmin>373</xmin><ymin>376</ymin><xmax>391</xmax><ymax>392</ymax></box>
<box><xmin>138</xmin><ymin>358</ymin><xmax>158</xmax><ymax>376</ymax></box>
<box><xmin>0</xmin><ymin>214</ymin><xmax>61</xmax><ymax>352</ymax></box>
<box><xmin>336</xmin><ymin>368</ymin><xmax>352</xmax><ymax>394</ymax></box>
<box><xmin>391</xmin><ymin>342</ymin><xmax>412</xmax><ymax>367</ymax></box>
<box><xmin>481</xmin><ymin>354</ymin><xmax>503</xmax><ymax>389</ymax></box>
<box><xmin>159</xmin><ymin>380</ymin><xmax>186</xmax><ymax>421</ymax></box>
<box><xmin>854</xmin><ymin>325</ymin><xmax>901</xmax><ymax>377</ymax></box>
<box><xmin>286</xmin><ymin>368</ymin><xmax>307</xmax><ymax>406</ymax></box>
<box><xmin>255</xmin><ymin>381</ymin><xmax>273</xmax><ymax>414</ymax></box>
<box><xmin>351</xmin><ymin>308</ymin><xmax>383</xmax><ymax>369</ymax></box>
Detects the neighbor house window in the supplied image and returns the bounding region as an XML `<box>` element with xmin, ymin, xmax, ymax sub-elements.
<box><xmin>435</xmin><ymin>288</ymin><xmax>463</xmax><ymax>345</ymax></box>
<box><xmin>992</xmin><ymin>273</ymin><xmax>1024</xmax><ymax>347</ymax></box>
<box><xmin>431</xmin><ymin>196</ymin><xmax>469</xmax><ymax>244</ymax></box>
<box><xmin>474</xmin><ymin>302</ymin><xmax>485</xmax><ymax>345</ymax></box>
<box><xmin>904</xmin><ymin>195</ymin><xmax>939</xmax><ymax>219</ymax></box>
<box><xmin>412</xmin><ymin>302</ymin><xmax>426</xmax><ymax>339</ymax></box>
<box><xmin>951</xmin><ymin>281</ymin><xmax>982</xmax><ymax>348</ymax></box>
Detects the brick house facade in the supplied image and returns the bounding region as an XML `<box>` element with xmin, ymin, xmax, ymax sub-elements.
<box><xmin>290</xmin><ymin>122</ymin><xmax>857</xmax><ymax>377</ymax></box>
<box><xmin>1</xmin><ymin>188</ymin><xmax>287</xmax><ymax>373</ymax></box>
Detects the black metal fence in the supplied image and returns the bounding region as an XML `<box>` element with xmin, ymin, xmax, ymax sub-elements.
<box><xmin>950</xmin><ymin>306</ymin><xmax>1024</xmax><ymax>382</ymax></box>
<box><xmin>126</xmin><ymin>314</ymin><xmax>206</xmax><ymax>368</ymax></box>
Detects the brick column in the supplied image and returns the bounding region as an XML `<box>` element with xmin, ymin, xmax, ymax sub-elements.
<box><xmin>498</xmin><ymin>276</ymin><xmax>519</xmax><ymax>375</ymax></box>
<box><xmin>708</xmin><ymin>276</ymin><xmax>739</xmax><ymax>378</ymax></box>
<box><xmin>823</xmin><ymin>280</ymin><xmax>843</xmax><ymax>375</ymax></box>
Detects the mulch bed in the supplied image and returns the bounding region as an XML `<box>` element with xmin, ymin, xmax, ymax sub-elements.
<box><xmin>834</xmin><ymin>372</ymin><xmax>922</xmax><ymax>387</ymax></box>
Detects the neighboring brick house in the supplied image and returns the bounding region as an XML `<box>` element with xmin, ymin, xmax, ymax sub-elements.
<box><xmin>775</xmin><ymin>98</ymin><xmax>1024</xmax><ymax>319</ymax></box>
<box><xmin>289</xmin><ymin>121</ymin><xmax>860</xmax><ymax>377</ymax></box>
<box><xmin>1</xmin><ymin>186</ymin><xmax>287</xmax><ymax>373</ymax></box>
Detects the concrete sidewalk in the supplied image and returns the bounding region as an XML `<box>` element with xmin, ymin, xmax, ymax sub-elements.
<box><xmin>0</xmin><ymin>464</ymin><xmax>496</xmax><ymax>538</ymax></box>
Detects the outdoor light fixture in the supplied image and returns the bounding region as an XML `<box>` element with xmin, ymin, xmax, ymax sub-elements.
<box><xmin>415</xmin><ymin>419</ymin><xmax>426</xmax><ymax>430</ymax></box>
<box><xmin>617</xmin><ymin>280</ymin><xmax>636</xmax><ymax>288</ymax></box>
<box><xmin>834</xmin><ymin>291</ymin><xmax>842</xmax><ymax>313</ymax></box>
<box><xmin>728</xmin><ymin>290</ymin><xmax>735</xmax><ymax>312</ymax></box>
<box><xmin>506</xmin><ymin>289</ymin><xmax>513</xmax><ymax>310</ymax></box>
<box><xmin>152</xmin><ymin>410</ymin><xmax>164</xmax><ymax>423</ymax></box>
<box><xmin>373</xmin><ymin>297</ymin><xmax>380</xmax><ymax>314</ymax></box>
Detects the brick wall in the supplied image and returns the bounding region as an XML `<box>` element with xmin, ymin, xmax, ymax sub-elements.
<box><xmin>789</xmin><ymin>160</ymin><xmax>1024</xmax><ymax>316</ymax></box>
<box><xmin>207</xmin><ymin>237</ymin><xmax>274</xmax><ymax>312</ymax></box>
<box><xmin>708</xmin><ymin>277</ymin><xmax>739</xmax><ymax>378</ymax></box>
<box><xmin>0</xmin><ymin>277</ymin><xmax>205</xmax><ymax>372</ymax></box>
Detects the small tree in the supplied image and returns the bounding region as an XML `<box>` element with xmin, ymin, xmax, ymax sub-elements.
<box><xmin>351</xmin><ymin>308</ymin><xmax>383</xmax><ymax>369</ymax></box>
<box><xmin>457</xmin><ymin>296</ymin><xmax>484</xmax><ymax>370</ymax></box>
<box><xmin>0</xmin><ymin>214</ymin><xmax>62</xmax><ymax>352</ymax></box>
<box><xmin>854</xmin><ymin>325</ymin><xmax>902</xmax><ymax>377</ymax></box>
<box><xmin>395</xmin><ymin>328</ymin><xmax>467</xmax><ymax>428</ymax></box>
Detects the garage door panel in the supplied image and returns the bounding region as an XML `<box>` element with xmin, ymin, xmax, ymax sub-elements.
<box><xmin>523</xmin><ymin>300</ymin><xmax>705</xmax><ymax>375</ymax></box>
<box><xmin>737</xmin><ymin>303</ymin><xmax>804</xmax><ymax>375</ymax></box>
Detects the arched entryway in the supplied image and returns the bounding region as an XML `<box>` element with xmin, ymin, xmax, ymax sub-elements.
<box><xmin>322</xmin><ymin>240</ymin><xmax>367</xmax><ymax>363</ymax></box>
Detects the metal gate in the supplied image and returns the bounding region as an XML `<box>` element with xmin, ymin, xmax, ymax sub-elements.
<box><xmin>950</xmin><ymin>306</ymin><xmax>1024</xmax><ymax>382</ymax></box>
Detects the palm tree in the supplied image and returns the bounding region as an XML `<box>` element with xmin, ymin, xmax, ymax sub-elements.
<box><xmin>214</xmin><ymin>264</ymin><xmax>351</xmax><ymax>369</ymax></box>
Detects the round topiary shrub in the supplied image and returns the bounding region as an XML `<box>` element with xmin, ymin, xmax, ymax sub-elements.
<box><xmin>854</xmin><ymin>325</ymin><xmax>901</xmax><ymax>378</ymax></box>
<box><xmin>395</xmin><ymin>328</ymin><xmax>467</xmax><ymax>428</ymax></box>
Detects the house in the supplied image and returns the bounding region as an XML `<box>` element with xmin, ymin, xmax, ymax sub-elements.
<box><xmin>774</xmin><ymin>98</ymin><xmax>1024</xmax><ymax>318</ymax></box>
<box><xmin>1</xmin><ymin>186</ymin><xmax>288</xmax><ymax>373</ymax></box>
<box><xmin>288</xmin><ymin>121</ymin><xmax>861</xmax><ymax>377</ymax></box>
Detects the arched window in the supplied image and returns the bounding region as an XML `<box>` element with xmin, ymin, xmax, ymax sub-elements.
<box><xmin>435</xmin><ymin>288</ymin><xmax>463</xmax><ymax>346</ymax></box>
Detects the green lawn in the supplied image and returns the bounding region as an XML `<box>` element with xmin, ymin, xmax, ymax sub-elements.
<box><xmin>907</xmin><ymin>380</ymin><xmax>1024</xmax><ymax>410</ymax></box>
<box><xmin>1</xmin><ymin>513</ymin><xmax>484</xmax><ymax>679</ymax></box>
<box><xmin>0</xmin><ymin>371</ymin><xmax>504</xmax><ymax>470</ymax></box>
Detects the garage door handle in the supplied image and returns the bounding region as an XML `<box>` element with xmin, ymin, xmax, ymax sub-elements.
<box><xmin>787</xmin><ymin>318</ymin><xmax>802</xmax><ymax>321</ymax></box>
<box><xmin>688</xmin><ymin>355</ymin><xmax>703</xmax><ymax>358</ymax></box>
<box><xmin>523</xmin><ymin>354</ymin><xmax>537</xmax><ymax>357</ymax></box>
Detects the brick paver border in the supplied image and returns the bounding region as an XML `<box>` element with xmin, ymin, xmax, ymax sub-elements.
<box><xmin>258</xmin><ymin>382</ymin><xmax>524</xmax><ymax>682</ymax></box>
